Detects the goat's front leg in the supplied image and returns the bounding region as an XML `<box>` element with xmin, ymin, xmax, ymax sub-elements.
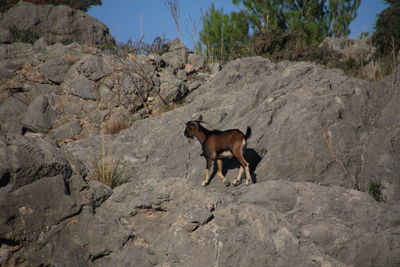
<box><xmin>201</xmin><ymin>157</ymin><xmax>213</xmax><ymax>186</ymax></box>
<box><xmin>216</xmin><ymin>159</ymin><xmax>230</xmax><ymax>187</ymax></box>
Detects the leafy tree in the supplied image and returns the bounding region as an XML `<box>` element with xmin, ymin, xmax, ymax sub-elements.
<box><xmin>198</xmin><ymin>5</ymin><xmax>249</xmax><ymax>62</ymax></box>
<box><xmin>232</xmin><ymin>0</ymin><xmax>360</xmax><ymax>42</ymax></box>
<box><xmin>198</xmin><ymin>0</ymin><xmax>360</xmax><ymax>62</ymax></box>
<box><xmin>372</xmin><ymin>0</ymin><xmax>400</xmax><ymax>57</ymax></box>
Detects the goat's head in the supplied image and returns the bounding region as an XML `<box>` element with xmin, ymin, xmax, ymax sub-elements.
<box><xmin>184</xmin><ymin>115</ymin><xmax>203</xmax><ymax>139</ymax></box>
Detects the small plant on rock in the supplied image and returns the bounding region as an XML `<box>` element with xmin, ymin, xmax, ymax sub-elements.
<box><xmin>0</xmin><ymin>123</ymin><xmax>7</xmax><ymax>136</ymax></box>
<box><xmin>9</xmin><ymin>26</ymin><xmax>39</xmax><ymax>44</ymax></box>
<box><xmin>368</xmin><ymin>177</ymin><xmax>383</xmax><ymax>202</ymax></box>
<box><xmin>88</xmin><ymin>133</ymin><xmax>128</xmax><ymax>188</ymax></box>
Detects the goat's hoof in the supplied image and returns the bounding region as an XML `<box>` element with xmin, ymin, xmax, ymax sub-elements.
<box><xmin>201</xmin><ymin>181</ymin><xmax>208</xmax><ymax>186</ymax></box>
<box><xmin>245</xmin><ymin>180</ymin><xmax>252</xmax><ymax>186</ymax></box>
<box><xmin>232</xmin><ymin>180</ymin><xmax>240</xmax><ymax>187</ymax></box>
<box><xmin>224</xmin><ymin>180</ymin><xmax>230</xmax><ymax>187</ymax></box>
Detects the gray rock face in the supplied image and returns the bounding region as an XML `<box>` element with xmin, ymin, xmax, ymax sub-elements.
<box><xmin>160</xmin><ymin>38</ymin><xmax>189</xmax><ymax>71</ymax></box>
<box><xmin>0</xmin><ymin>1</ymin><xmax>115</xmax><ymax>46</ymax></box>
<box><xmin>159</xmin><ymin>69</ymin><xmax>187</xmax><ymax>102</ymax></box>
<box><xmin>319</xmin><ymin>37</ymin><xmax>377</xmax><ymax>80</ymax></box>
<box><xmin>0</xmin><ymin>36</ymin><xmax>211</xmax><ymax>139</ymax></box>
<box><xmin>187</xmin><ymin>53</ymin><xmax>204</xmax><ymax>70</ymax></box>
<box><xmin>65</xmin><ymin>57</ymin><xmax>371</xmax><ymax>190</ymax></box>
<box><xmin>0</xmin><ymin>175</ymin><xmax>79</xmax><ymax>242</ymax></box>
<box><xmin>51</xmin><ymin>118</ymin><xmax>81</xmax><ymax>141</ymax></box>
<box><xmin>321</xmin><ymin>37</ymin><xmax>375</xmax><ymax>61</ymax></box>
<box><xmin>358</xmin><ymin>67</ymin><xmax>400</xmax><ymax>200</ymax></box>
<box><xmin>0</xmin><ymin>135</ymin><xmax>72</xmax><ymax>190</ymax></box>
<box><xmin>0</xmin><ymin>26</ymin><xmax>11</xmax><ymax>43</ymax></box>
<box><xmin>208</xmin><ymin>62</ymin><xmax>221</xmax><ymax>74</ymax></box>
<box><xmin>6</xmin><ymin>176</ymin><xmax>400</xmax><ymax>266</ymax></box>
<box><xmin>23</xmin><ymin>57</ymin><xmax>394</xmax><ymax>266</ymax></box>
<box><xmin>39</xmin><ymin>57</ymin><xmax>70</xmax><ymax>84</ymax></box>
<box><xmin>22</xmin><ymin>94</ymin><xmax>57</xmax><ymax>133</ymax></box>
<box><xmin>76</xmin><ymin>55</ymin><xmax>113</xmax><ymax>81</ymax></box>
<box><xmin>0</xmin><ymin>96</ymin><xmax>27</xmax><ymax>134</ymax></box>
<box><xmin>69</xmin><ymin>78</ymin><xmax>99</xmax><ymax>100</ymax></box>
<box><xmin>0</xmin><ymin>62</ymin><xmax>14</xmax><ymax>79</ymax></box>
<box><xmin>161</xmin><ymin>51</ymin><xmax>185</xmax><ymax>70</ymax></box>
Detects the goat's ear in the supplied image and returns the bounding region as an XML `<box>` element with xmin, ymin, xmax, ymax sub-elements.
<box><xmin>197</xmin><ymin>115</ymin><xmax>203</xmax><ymax>121</ymax></box>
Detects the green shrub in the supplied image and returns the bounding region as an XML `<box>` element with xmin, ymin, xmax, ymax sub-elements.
<box><xmin>99</xmin><ymin>41</ymin><xmax>116</xmax><ymax>51</ymax></box>
<box><xmin>368</xmin><ymin>177</ymin><xmax>383</xmax><ymax>202</ymax></box>
<box><xmin>115</xmin><ymin>36</ymin><xmax>169</xmax><ymax>57</ymax></box>
<box><xmin>9</xmin><ymin>26</ymin><xmax>39</xmax><ymax>44</ymax></box>
<box><xmin>371</xmin><ymin>1</ymin><xmax>400</xmax><ymax>80</ymax></box>
<box><xmin>373</xmin><ymin>1</ymin><xmax>400</xmax><ymax>58</ymax></box>
<box><xmin>0</xmin><ymin>123</ymin><xmax>7</xmax><ymax>136</ymax></box>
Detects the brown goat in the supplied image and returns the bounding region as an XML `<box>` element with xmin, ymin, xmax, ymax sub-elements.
<box><xmin>184</xmin><ymin>115</ymin><xmax>252</xmax><ymax>186</ymax></box>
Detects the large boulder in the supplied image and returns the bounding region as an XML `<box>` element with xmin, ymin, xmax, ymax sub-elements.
<box><xmin>62</xmin><ymin>54</ymin><xmax>114</xmax><ymax>101</ymax></box>
<box><xmin>21</xmin><ymin>94</ymin><xmax>57</xmax><ymax>133</ymax></box>
<box><xmin>159</xmin><ymin>69</ymin><xmax>187</xmax><ymax>102</ymax></box>
<box><xmin>160</xmin><ymin>39</ymin><xmax>188</xmax><ymax>70</ymax></box>
<box><xmin>0</xmin><ymin>96</ymin><xmax>28</xmax><ymax>134</ymax></box>
<box><xmin>5</xmin><ymin>177</ymin><xmax>400</xmax><ymax>266</ymax></box>
<box><xmin>0</xmin><ymin>132</ymin><xmax>112</xmax><ymax>265</ymax></box>
<box><xmin>320</xmin><ymin>37</ymin><xmax>375</xmax><ymax>62</ymax></box>
<box><xmin>51</xmin><ymin>118</ymin><xmax>82</xmax><ymax>141</ymax></box>
<box><xmin>39</xmin><ymin>57</ymin><xmax>70</xmax><ymax>84</ymax></box>
<box><xmin>0</xmin><ymin>1</ymin><xmax>115</xmax><ymax>46</ymax></box>
<box><xmin>0</xmin><ymin>135</ymin><xmax>72</xmax><ymax>189</ymax></box>
<box><xmin>358</xmin><ymin>66</ymin><xmax>400</xmax><ymax>200</ymax></box>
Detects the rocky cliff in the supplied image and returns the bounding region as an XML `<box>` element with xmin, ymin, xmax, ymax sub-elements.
<box><xmin>1</xmin><ymin>2</ymin><xmax>400</xmax><ymax>267</ymax></box>
<box><xmin>0</xmin><ymin>1</ymin><xmax>114</xmax><ymax>45</ymax></box>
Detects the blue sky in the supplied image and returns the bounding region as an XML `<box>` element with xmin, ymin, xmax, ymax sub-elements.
<box><xmin>88</xmin><ymin>0</ymin><xmax>388</xmax><ymax>49</ymax></box>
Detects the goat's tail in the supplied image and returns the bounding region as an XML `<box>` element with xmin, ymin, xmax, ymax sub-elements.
<box><xmin>245</xmin><ymin>126</ymin><xmax>252</xmax><ymax>140</ymax></box>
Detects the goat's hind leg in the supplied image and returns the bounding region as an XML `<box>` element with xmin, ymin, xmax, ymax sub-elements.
<box><xmin>216</xmin><ymin>159</ymin><xmax>230</xmax><ymax>187</ymax></box>
<box><xmin>244</xmin><ymin>162</ymin><xmax>252</xmax><ymax>185</ymax></box>
<box><xmin>232</xmin><ymin>165</ymin><xmax>244</xmax><ymax>186</ymax></box>
<box><xmin>233</xmin><ymin>149</ymin><xmax>252</xmax><ymax>185</ymax></box>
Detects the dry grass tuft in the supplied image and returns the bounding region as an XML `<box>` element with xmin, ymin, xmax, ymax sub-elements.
<box><xmin>64</xmin><ymin>54</ymin><xmax>78</xmax><ymax>66</ymax></box>
<box><xmin>88</xmin><ymin>133</ymin><xmax>128</xmax><ymax>188</ymax></box>
<box><xmin>104</xmin><ymin>119</ymin><xmax>130</xmax><ymax>135</ymax></box>
<box><xmin>151</xmin><ymin>101</ymin><xmax>184</xmax><ymax>117</ymax></box>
